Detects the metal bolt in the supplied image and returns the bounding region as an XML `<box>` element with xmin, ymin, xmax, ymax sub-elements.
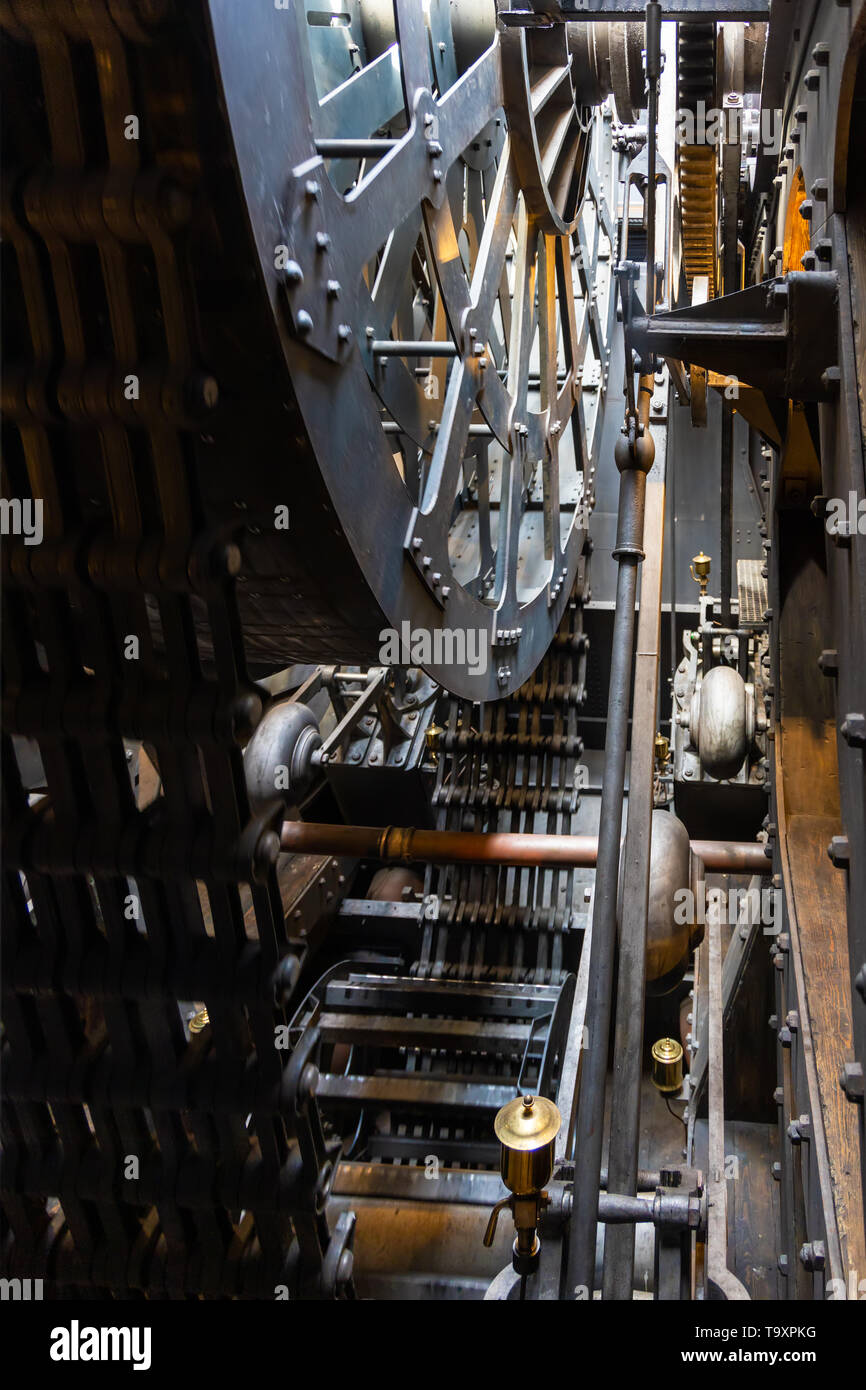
<box><xmin>316</xmin><ymin>231</ymin><xmax>331</xmax><ymax>252</ymax></box>
<box><xmin>799</xmin><ymin>1241</ymin><xmax>825</xmax><ymax>1271</ymax></box>
<box><xmin>283</xmin><ymin>260</ymin><xmax>303</xmax><ymax>286</ymax></box>
<box><xmin>305</xmin><ymin>179</ymin><xmax>319</xmax><ymax>198</ymax></box>
<box><xmin>828</xmin><ymin>835</ymin><xmax>850</xmax><ymax>868</ymax></box>
<box><xmin>841</xmin><ymin>713</ymin><xmax>866</xmax><ymax>747</ymax></box>
<box><xmin>820</xmin><ymin>366</ymin><xmax>841</xmax><ymax>396</ymax></box>
<box><xmin>296</xmin><ymin>310</ymin><xmax>314</xmax><ymax>335</ymax></box>
<box><xmin>770</xmin><ymin>281</ymin><xmax>789</xmax><ymax>307</ymax></box>
<box><xmin>327</xmin><ymin>279</ymin><xmax>341</xmax><ymax>297</ymax></box>
<box><xmin>840</xmin><ymin>1061</ymin><xmax>864</xmax><ymax>1101</ymax></box>
<box><xmin>818</xmin><ymin>648</ymin><xmax>839</xmax><ymax>676</ymax></box>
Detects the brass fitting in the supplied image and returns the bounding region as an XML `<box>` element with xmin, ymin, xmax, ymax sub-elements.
<box><xmin>483</xmin><ymin>1094</ymin><xmax>561</xmax><ymax>1277</ymax></box>
<box><xmin>651</xmin><ymin>1037</ymin><xmax>684</xmax><ymax>1093</ymax></box>
<box><xmin>690</xmin><ymin>551</ymin><xmax>711</xmax><ymax>595</ymax></box>
<box><xmin>425</xmin><ymin>722</ymin><xmax>443</xmax><ymax>763</ymax></box>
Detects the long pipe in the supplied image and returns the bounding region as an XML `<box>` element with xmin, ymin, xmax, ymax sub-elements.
<box><xmin>566</xmin><ymin>467</ymin><xmax>647</xmax><ymax>1297</ymax></box>
<box><xmin>567</xmin><ymin>4</ymin><xmax>665</xmax><ymax>1298</ymax></box>
<box><xmin>279</xmin><ymin>820</ymin><xmax>770</xmax><ymax>877</ymax></box>
<box><xmin>603</xmin><ymin>456</ymin><xmax>666</xmax><ymax>1299</ymax></box>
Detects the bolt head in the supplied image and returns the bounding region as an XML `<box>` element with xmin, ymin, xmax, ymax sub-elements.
<box><xmin>840</xmin><ymin>1061</ymin><xmax>865</xmax><ymax>1100</ymax></box>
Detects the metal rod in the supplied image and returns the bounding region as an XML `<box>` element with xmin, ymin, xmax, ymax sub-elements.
<box><xmin>603</xmin><ymin>423</ymin><xmax>666</xmax><ymax>1299</ymax></box>
<box><xmin>719</xmin><ymin>112</ymin><xmax>741</xmax><ymax>626</ymax></box>
<box><xmin>597</xmin><ymin>1194</ymin><xmax>654</xmax><ymax>1224</ymax></box>
<box><xmin>372</xmin><ymin>340</ymin><xmax>458</xmax><ymax>357</ymax></box>
<box><xmin>720</xmin><ymin>398</ymin><xmax>734</xmax><ymax>625</ymax></box>
<box><xmin>279</xmin><ymin>820</ymin><xmax>770</xmax><ymax>875</ymax></box>
<box><xmin>704</xmin><ymin>903</ymin><xmax>750</xmax><ymax>1297</ymax></box>
<box><xmin>566</xmin><ymin>461</ymin><xmax>647</xmax><ymax>1299</ymax></box>
<box><xmin>315</xmin><ymin>138</ymin><xmax>398</xmax><ymax>157</ymax></box>
<box><xmin>382</xmin><ymin>421</ymin><xmax>494</xmax><ymax>436</ymax></box>
<box><xmin>644</xmin><ymin>2</ymin><xmax>661</xmax><ymax>320</ymax></box>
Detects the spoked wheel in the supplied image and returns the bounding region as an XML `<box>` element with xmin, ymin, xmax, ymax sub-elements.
<box><xmin>207</xmin><ymin>1</ymin><xmax>627</xmax><ymax>698</ymax></box>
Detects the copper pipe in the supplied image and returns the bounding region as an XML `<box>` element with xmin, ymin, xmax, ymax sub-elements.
<box><xmin>280</xmin><ymin>820</ymin><xmax>770</xmax><ymax>876</ymax></box>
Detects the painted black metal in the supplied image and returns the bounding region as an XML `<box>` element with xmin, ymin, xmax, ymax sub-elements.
<box><xmin>630</xmin><ymin>273</ymin><xmax>840</xmax><ymax>403</ymax></box>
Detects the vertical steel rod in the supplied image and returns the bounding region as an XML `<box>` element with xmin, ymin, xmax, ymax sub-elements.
<box><xmin>601</xmin><ymin>445</ymin><xmax>666</xmax><ymax>1299</ymax></box>
<box><xmin>566</xmin><ymin>459</ymin><xmax>648</xmax><ymax>1296</ymax></box>
<box><xmin>720</xmin><ymin>398</ymin><xmax>734</xmax><ymax>626</ymax></box>
<box><xmin>566</xmin><ymin>0</ymin><xmax>662</xmax><ymax>1300</ymax></box>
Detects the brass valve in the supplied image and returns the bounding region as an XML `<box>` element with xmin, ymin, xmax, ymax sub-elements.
<box><xmin>483</xmin><ymin>1094</ymin><xmax>561</xmax><ymax>1278</ymax></box>
<box><xmin>690</xmin><ymin>551</ymin><xmax>711</xmax><ymax>595</ymax></box>
<box><xmin>654</xmin><ymin>731</ymin><xmax>670</xmax><ymax>767</ymax></box>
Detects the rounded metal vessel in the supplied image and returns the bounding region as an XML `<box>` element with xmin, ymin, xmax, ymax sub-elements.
<box><xmin>646</xmin><ymin>809</ymin><xmax>692</xmax><ymax>994</ymax></box>
<box><xmin>691</xmin><ymin>664</ymin><xmax>749</xmax><ymax>780</ymax></box>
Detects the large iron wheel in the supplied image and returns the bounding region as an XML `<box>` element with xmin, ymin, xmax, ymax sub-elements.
<box><xmin>207</xmin><ymin>0</ymin><xmax>625</xmax><ymax>699</ymax></box>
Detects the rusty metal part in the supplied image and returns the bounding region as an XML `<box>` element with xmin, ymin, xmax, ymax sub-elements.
<box><xmin>279</xmin><ymin>819</ymin><xmax>771</xmax><ymax>875</ymax></box>
<box><xmin>677</xmin><ymin>19</ymin><xmax>717</xmax><ymax>295</ymax></box>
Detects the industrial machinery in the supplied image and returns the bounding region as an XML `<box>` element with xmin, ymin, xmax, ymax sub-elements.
<box><xmin>1</xmin><ymin>0</ymin><xmax>865</xmax><ymax>1310</ymax></box>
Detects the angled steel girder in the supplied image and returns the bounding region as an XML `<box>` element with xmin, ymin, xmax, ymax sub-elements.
<box><xmin>629</xmin><ymin>273</ymin><xmax>840</xmax><ymax>403</ymax></box>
